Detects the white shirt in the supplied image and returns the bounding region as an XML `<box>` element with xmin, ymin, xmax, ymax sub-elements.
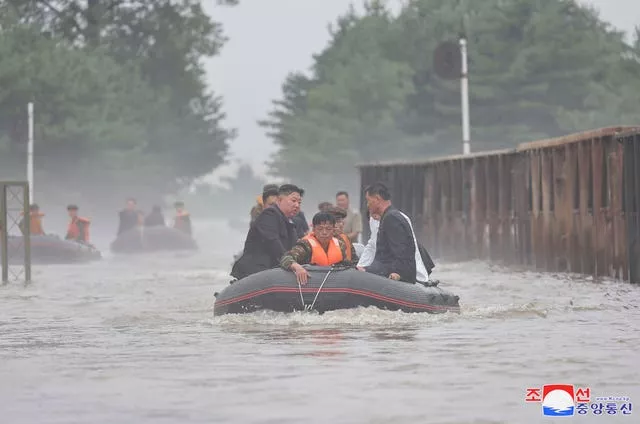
<box><xmin>357</xmin><ymin>211</ymin><xmax>430</xmax><ymax>282</ymax></box>
<box><xmin>357</xmin><ymin>217</ymin><xmax>379</xmax><ymax>267</ymax></box>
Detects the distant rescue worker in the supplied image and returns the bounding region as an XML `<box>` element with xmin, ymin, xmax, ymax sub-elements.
<box><xmin>19</xmin><ymin>204</ymin><xmax>46</xmax><ymax>235</ymax></box>
<box><xmin>328</xmin><ymin>206</ymin><xmax>359</xmax><ymax>264</ymax></box>
<box><xmin>250</xmin><ymin>184</ymin><xmax>279</xmax><ymax>223</ymax></box>
<box><xmin>292</xmin><ymin>210</ymin><xmax>309</xmax><ymax>239</ymax></box>
<box><xmin>318</xmin><ymin>201</ymin><xmax>333</xmax><ymax>213</ymax></box>
<box><xmin>280</xmin><ymin>213</ymin><xmax>354</xmax><ymax>285</ymax></box>
<box><xmin>66</xmin><ymin>204</ymin><xmax>91</xmax><ymax>244</ymax></box>
<box><xmin>117</xmin><ymin>198</ymin><xmax>142</xmax><ymax>235</ymax></box>
<box><xmin>144</xmin><ymin>205</ymin><xmax>166</xmax><ymax>227</ymax></box>
<box><xmin>231</xmin><ymin>184</ymin><xmax>304</xmax><ymax>280</ymax></box>
<box><xmin>335</xmin><ymin>191</ymin><xmax>362</xmax><ymax>243</ymax></box>
<box><xmin>173</xmin><ymin>201</ymin><xmax>192</xmax><ymax>236</ymax></box>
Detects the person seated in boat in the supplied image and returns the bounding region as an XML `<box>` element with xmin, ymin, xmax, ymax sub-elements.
<box><xmin>18</xmin><ymin>204</ymin><xmax>46</xmax><ymax>236</ymax></box>
<box><xmin>250</xmin><ymin>184</ymin><xmax>279</xmax><ymax>224</ymax></box>
<box><xmin>144</xmin><ymin>205</ymin><xmax>166</xmax><ymax>227</ymax></box>
<box><xmin>117</xmin><ymin>197</ymin><xmax>142</xmax><ymax>236</ymax></box>
<box><xmin>173</xmin><ymin>201</ymin><xmax>192</xmax><ymax>236</ymax></box>
<box><xmin>231</xmin><ymin>184</ymin><xmax>303</xmax><ymax>280</ymax></box>
<box><xmin>356</xmin><ymin>182</ymin><xmax>424</xmax><ymax>283</ymax></box>
<box><xmin>280</xmin><ymin>212</ymin><xmax>354</xmax><ymax>284</ymax></box>
<box><xmin>327</xmin><ymin>206</ymin><xmax>359</xmax><ymax>264</ymax></box>
<box><xmin>65</xmin><ymin>204</ymin><xmax>91</xmax><ymax>245</ymax></box>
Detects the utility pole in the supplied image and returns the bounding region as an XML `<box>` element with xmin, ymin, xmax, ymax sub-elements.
<box><xmin>459</xmin><ymin>35</ymin><xmax>471</xmax><ymax>155</ymax></box>
<box><xmin>27</xmin><ymin>102</ymin><xmax>34</xmax><ymax>202</ymax></box>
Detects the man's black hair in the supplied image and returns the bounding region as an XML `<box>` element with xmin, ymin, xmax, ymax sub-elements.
<box><xmin>263</xmin><ymin>183</ymin><xmax>279</xmax><ymax>192</ymax></box>
<box><xmin>312</xmin><ymin>212</ymin><xmax>335</xmax><ymax>227</ymax></box>
<box><xmin>29</xmin><ymin>203</ymin><xmax>39</xmax><ymax>210</ymax></box>
<box><xmin>174</xmin><ymin>201</ymin><xmax>185</xmax><ymax>207</ymax></box>
<box><xmin>278</xmin><ymin>184</ymin><xmax>304</xmax><ymax>197</ymax></box>
<box><xmin>336</xmin><ymin>191</ymin><xmax>349</xmax><ymax>198</ymax></box>
<box><xmin>262</xmin><ymin>188</ymin><xmax>279</xmax><ymax>204</ymax></box>
<box><xmin>67</xmin><ymin>204</ymin><xmax>78</xmax><ymax>210</ymax></box>
<box><xmin>364</xmin><ymin>182</ymin><xmax>391</xmax><ymax>200</ymax></box>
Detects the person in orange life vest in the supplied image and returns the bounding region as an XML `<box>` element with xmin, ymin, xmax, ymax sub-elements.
<box><xmin>327</xmin><ymin>206</ymin><xmax>359</xmax><ymax>264</ymax></box>
<box><xmin>65</xmin><ymin>204</ymin><xmax>91</xmax><ymax>244</ymax></box>
<box><xmin>250</xmin><ymin>183</ymin><xmax>280</xmax><ymax>223</ymax></box>
<box><xmin>173</xmin><ymin>201</ymin><xmax>192</xmax><ymax>236</ymax></box>
<box><xmin>19</xmin><ymin>204</ymin><xmax>46</xmax><ymax>235</ymax></box>
<box><xmin>280</xmin><ymin>212</ymin><xmax>352</xmax><ymax>285</ymax></box>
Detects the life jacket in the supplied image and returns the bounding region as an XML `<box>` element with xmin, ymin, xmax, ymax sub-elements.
<box><xmin>174</xmin><ymin>211</ymin><xmax>191</xmax><ymax>233</ymax></box>
<box><xmin>20</xmin><ymin>211</ymin><xmax>45</xmax><ymax>235</ymax></box>
<box><xmin>303</xmin><ymin>234</ymin><xmax>343</xmax><ymax>266</ymax></box>
<box><xmin>66</xmin><ymin>216</ymin><xmax>90</xmax><ymax>242</ymax></box>
<box><xmin>338</xmin><ymin>233</ymin><xmax>353</xmax><ymax>262</ymax></box>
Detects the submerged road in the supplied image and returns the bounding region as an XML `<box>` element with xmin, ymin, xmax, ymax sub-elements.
<box><xmin>1</xmin><ymin>219</ymin><xmax>639</xmax><ymax>423</ymax></box>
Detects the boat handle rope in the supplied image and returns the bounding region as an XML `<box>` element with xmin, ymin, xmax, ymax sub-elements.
<box><xmin>297</xmin><ymin>267</ymin><xmax>333</xmax><ymax>312</ymax></box>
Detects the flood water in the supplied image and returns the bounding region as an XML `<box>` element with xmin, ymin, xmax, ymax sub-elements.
<box><xmin>1</xmin><ymin>219</ymin><xmax>639</xmax><ymax>423</ymax></box>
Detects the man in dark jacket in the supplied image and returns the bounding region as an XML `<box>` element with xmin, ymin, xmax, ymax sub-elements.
<box><xmin>357</xmin><ymin>182</ymin><xmax>416</xmax><ymax>283</ymax></box>
<box><xmin>117</xmin><ymin>198</ymin><xmax>141</xmax><ymax>235</ymax></box>
<box><xmin>231</xmin><ymin>184</ymin><xmax>304</xmax><ymax>280</ymax></box>
<box><xmin>144</xmin><ymin>205</ymin><xmax>166</xmax><ymax>227</ymax></box>
<box><xmin>292</xmin><ymin>211</ymin><xmax>309</xmax><ymax>239</ymax></box>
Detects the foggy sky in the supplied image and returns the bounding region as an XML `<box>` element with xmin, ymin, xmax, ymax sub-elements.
<box><xmin>203</xmin><ymin>0</ymin><xmax>638</xmax><ymax>181</ymax></box>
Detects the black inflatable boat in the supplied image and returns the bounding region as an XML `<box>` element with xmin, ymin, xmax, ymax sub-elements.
<box><xmin>214</xmin><ymin>265</ymin><xmax>460</xmax><ymax>315</ymax></box>
<box><xmin>110</xmin><ymin>226</ymin><xmax>198</xmax><ymax>254</ymax></box>
<box><xmin>2</xmin><ymin>234</ymin><xmax>102</xmax><ymax>264</ymax></box>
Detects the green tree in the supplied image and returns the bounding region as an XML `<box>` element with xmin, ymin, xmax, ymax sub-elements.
<box><xmin>264</xmin><ymin>0</ymin><xmax>640</xmax><ymax>192</ymax></box>
<box><xmin>0</xmin><ymin>0</ymin><xmax>236</xmax><ymax>202</ymax></box>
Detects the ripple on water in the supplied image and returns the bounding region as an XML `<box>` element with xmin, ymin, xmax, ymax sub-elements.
<box><xmin>1</xmin><ymin>242</ymin><xmax>640</xmax><ymax>424</ymax></box>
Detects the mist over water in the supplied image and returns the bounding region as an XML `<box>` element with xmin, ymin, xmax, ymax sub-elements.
<box><xmin>1</xmin><ymin>218</ymin><xmax>639</xmax><ymax>423</ymax></box>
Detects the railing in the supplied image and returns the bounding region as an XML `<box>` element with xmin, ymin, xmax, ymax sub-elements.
<box><xmin>358</xmin><ymin>126</ymin><xmax>640</xmax><ymax>283</ymax></box>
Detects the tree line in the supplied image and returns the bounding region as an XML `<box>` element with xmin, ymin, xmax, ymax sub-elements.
<box><xmin>0</xmin><ymin>0</ymin><xmax>236</xmax><ymax>208</ymax></box>
<box><xmin>262</xmin><ymin>0</ymin><xmax>640</xmax><ymax>198</ymax></box>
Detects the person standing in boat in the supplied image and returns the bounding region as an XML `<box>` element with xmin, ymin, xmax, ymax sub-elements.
<box><xmin>173</xmin><ymin>201</ymin><xmax>192</xmax><ymax>236</ymax></box>
<box><xmin>327</xmin><ymin>206</ymin><xmax>359</xmax><ymax>264</ymax></box>
<box><xmin>19</xmin><ymin>204</ymin><xmax>46</xmax><ymax>236</ymax></box>
<box><xmin>117</xmin><ymin>198</ymin><xmax>142</xmax><ymax>236</ymax></box>
<box><xmin>250</xmin><ymin>184</ymin><xmax>279</xmax><ymax>224</ymax></box>
<box><xmin>335</xmin><ymin>191</ymin><xmax>362</xmax><ymax>243</ymax></box>
<box><xmin>231</xmin><ymin>184</ymin><xmax>304</xmax><ymax>280</ymax></box>
<box><xmin>144</xmin><ymin>205</ymin><xmax>166</xmax><ymax>227</ymax></box>
<box><xmin>280</xmin><ymin>212</ymin><xmax>354</xmax><ymax>285</ymax></box>
<box><xmin>356</xmin><ymin>182</ymin><xmax>422</xmax><ymax>283</ymax></box>
<box><xmin>65</xmin><ymin>204</ymin><xmax>91</xmax><ymax>245</ymax></box>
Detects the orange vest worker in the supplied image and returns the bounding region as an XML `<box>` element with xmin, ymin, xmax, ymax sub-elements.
<box><xmin>66</xmin><ymin>216</ymin><xmax>91</xmax><ymax>243</ymax></box>
<box><xmin>303</xmin><ymin>234</ymin><xmax>344</xmax><ymax>266</ymax></box>
<box><xmin>20</xmin><ymin>211</ymin><xmax>45</xmax><ymax>235</ymax></box>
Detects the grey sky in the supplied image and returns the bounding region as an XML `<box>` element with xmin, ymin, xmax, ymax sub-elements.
<box><xmin>203</xmin><ymin>0</ymin><xmax>637</xmax><ymax>182</ymax></box>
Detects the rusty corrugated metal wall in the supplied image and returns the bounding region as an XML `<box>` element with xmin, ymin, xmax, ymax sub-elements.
<box><xmin>358</xmin><ymin>126</ymin><xmax>640</xmax><ymax>283</ymax></box>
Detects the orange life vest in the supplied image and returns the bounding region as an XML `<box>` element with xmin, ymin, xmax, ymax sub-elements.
<box><xmin>303</xmin><ymin>234</ymin><xmax>344</xmax><ymax>266</ymax></box>
<box><xmin>66</xmin><ymin>216</ymin><xmax>90</xmax><ymax>242</ymax></box>
<box><xmin>174</xmin><ymin>211</ymin><xmax>190</xmax><ymax>231</ymax></box>
<box><xmin>338</xmin><ymin>233</ymin><xmax>353</xmax><ymax>261</ymax></box>
<box><xmin>21</xmin><ymin>211</ymin><xmax>45</xmax><ymax>235</ymax></box>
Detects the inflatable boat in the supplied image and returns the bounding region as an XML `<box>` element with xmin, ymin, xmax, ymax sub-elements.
<box><xmin>2</xmin><ymin>234</ymin><xmax>102</xmax><ymax>264</ymax></box>
<box><xmin>214</xmin><ymin>265</ymin><xmax>460</xmax><ymax>316</ymax></box>
<box><xmin>110</xmin><ymin>226</ymin><xmax>198</xmax><ymax>254</ymax></box>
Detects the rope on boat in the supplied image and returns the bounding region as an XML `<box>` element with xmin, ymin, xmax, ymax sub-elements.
<box><xmin>297</xmin><ymin>266</ymin><xmax>335</xmax><ymax>312</ymax></box>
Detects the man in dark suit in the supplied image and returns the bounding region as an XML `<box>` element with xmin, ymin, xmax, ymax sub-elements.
<box><xmin>356</xmin><ymin>182</ymin><xmax>417</xmax><ymax>283</ymax></box>
<box><xmin>231</xmin><ymin>184</ymin><xmax>304</xmax><ymax>280</ymax></box>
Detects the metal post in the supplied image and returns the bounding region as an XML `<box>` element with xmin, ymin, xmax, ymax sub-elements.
<box><xmin>23</xmin><ymin>183</ymin><xmax>31</xmax><ymax>282</ymax></box>
<box><xmin>460</xmin><ymin>36</ymin><xmax>471</xmax><ymax>155</ymax></box>
<box><xmin>1</xmin><ymin>184</ymin><xmax>7</xmax><ymax>283</ymax></box>
<box><xmin>27</xmin><ymin>102</ymin><xmax>34</xmax><ymax>203</ymax></box>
